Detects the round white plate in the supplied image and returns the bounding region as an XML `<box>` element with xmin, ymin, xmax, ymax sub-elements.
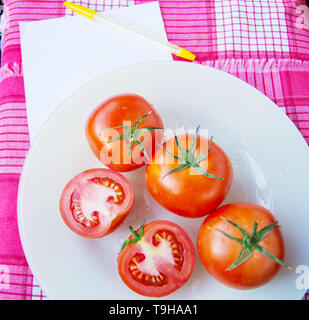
<box><xmin>18</xmin><ymin>61</ymin><xmax>309</xmax><ymax>300</ymax></box>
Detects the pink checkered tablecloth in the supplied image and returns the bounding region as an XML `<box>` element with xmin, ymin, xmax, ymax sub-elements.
<box><xmin>0</xmin><ymin>0</ymin><xmax>308</xmax><ymax>300</ymax></box>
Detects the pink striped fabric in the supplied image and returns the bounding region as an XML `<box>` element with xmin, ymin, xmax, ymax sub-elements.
<box><xmin>0</xmin><ymin>0</ymin><xmax>308</xmax><ymax>299</ymax></box>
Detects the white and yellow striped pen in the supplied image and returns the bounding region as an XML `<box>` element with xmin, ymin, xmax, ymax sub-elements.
<box><xmin>63</xmin><ymin>2</ymin><xmax>196</xmax><ymax>61</ymax></box>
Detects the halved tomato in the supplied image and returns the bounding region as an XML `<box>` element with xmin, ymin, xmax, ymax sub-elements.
<box><xmin>118</xmin><ymin>220</ymin><xmax>195</xmax><ymax>297</ymax></box>
<box><xmin>59</xmin><ymin>168</ymin><xmax>134</xmax><ymax>238</ymax></box>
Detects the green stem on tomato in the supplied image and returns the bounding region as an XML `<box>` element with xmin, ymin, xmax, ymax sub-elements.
<box><xmin>119</xmin><ymin>222</ymin><xmax>145</xmax><ymax>253</ymax></box>
<box><xmin>107</xmin><ymin>112</ymin><xmax>162</xmax><ymax>160</ymax></box>
<box><xmin>217</xmin><ymin>218</ymin><xmax>292</xmax><ymax>271</ymax></box>
<box><xmin>161</xmin><ymin>125</ymin><xmax>223</xmax><ymax>180</ymax></box>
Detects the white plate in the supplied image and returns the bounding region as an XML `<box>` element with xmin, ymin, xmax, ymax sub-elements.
<box><xmin>18</xmin><ymin>61</ymin><xmax>309</xmax><ymax>300</ymax></box>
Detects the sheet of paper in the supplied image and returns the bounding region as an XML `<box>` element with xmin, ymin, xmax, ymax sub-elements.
<box><xmin>20</xmin><ymin>2</ymin><xmax>172</xmax><ymax>142</ymax></box>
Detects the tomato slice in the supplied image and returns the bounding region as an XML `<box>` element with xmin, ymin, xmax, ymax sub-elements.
<box><xmin>118</xmin><ymin>221</ymin><xmax>195</xmax><ymax>297</ymax></box>
<box><xmin>59</xmin><ymin>168</ymin><xmax>134</xmax><ymax>238</ymax></box>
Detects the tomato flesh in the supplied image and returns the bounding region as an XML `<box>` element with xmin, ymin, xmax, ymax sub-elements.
<box><xmin>69</xmin><ymin>176</ymin><xmax>125</xmax><ymax>227</ymax></box>
<box><xmin>70</xmin><ymin>191</ymin><xmax>99</xmax><ymax>227</ymax></box>
<box><xmin>128</xmin><ymin>253</ymin><xmax>168</xmax><ymax>287</ymax></box>
<box><xmin>128</xmin><ymin>230</ymin><xmax>184</xmax><ymax>287</ymax></box>
<box><xmin>118</xmin><ymin>221</ymin><xmax>195</xmax><ymax>297</ymax></box>
<box><xmin>59</xmin><ymin>169</ymin><xmax>134</xmax><ymax>238</ymax></box>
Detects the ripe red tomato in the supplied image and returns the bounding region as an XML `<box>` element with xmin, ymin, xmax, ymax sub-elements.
<box><xmin>145</xmin><ymin>127</ymin><xmax>233</xmax><ymax>218</ymax></box>
<box><xmin>197</xmin><ymin>202</ymin><xmax>290</xmax><ymax>289</ymax></box>
<box><xmin>85</xmin><ymin>93</ymin><xmax>164</xmax><ymax>172</ymax></box>
<box><xmin>59</xmin><ymin>168</ymin><xmax>134</xmax><ymax>238</ymax></box>
<box><xmin>118</xmin><ymin>220</ymin><xmax>195</xmax><ymax>297</ymax></box>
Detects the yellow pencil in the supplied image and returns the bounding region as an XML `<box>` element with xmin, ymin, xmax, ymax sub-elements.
<box><xmin>63</xmin><ymin>2</ymin><xmax>196</xmax><ymax>61</ymax></box>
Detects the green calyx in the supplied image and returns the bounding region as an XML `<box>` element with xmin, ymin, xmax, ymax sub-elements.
<box><xmin>161</xmin><ymin>125</ymin><xmax>223</xmax><ymax>180</ymax></box>
<box><xmin>120</xmin><ymin>223</ymin><xmax>144</xmax><ymax>253</ymax></box>
<box><xmin>217</xmin><ymin>218</ymin><xmax>292</xmax><ymax>271</ymax></box>
<box><xmin>107</xmin><ymin>112</ymin><xmax>162</xmax><ymax>160</ymax></box>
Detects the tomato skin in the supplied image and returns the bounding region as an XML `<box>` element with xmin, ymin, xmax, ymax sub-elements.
<box><xmin>85</xmin><ymin>93</ymin><xmax>164</xmax><ymax>172</ymax></box>
<box><xmin>145</xmin><ymin>134</ymin><xmax>233</xmax><ymax>218</ymax></box>
<box><xmin>118</xmin><ymin>221</ymin><xmax>196</xmax><ymax>297</ymax></box>
<box><xmin>59</xmin><ymin>169</ymin><xmax>134</xmax><ymax>238</ymax></box>
<box><xmin>197</xmin><ymin>203</ymin><xmax>285</xmax><ymax>289</ymax></box>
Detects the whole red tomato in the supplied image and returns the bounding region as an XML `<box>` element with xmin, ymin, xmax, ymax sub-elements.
<box><xmin>118</xmin><ymin>220</ymin><xmax>195</xmax><ymax>297</ymax></box>
<box><xmin>85</xmin><ymin>93</ymin><xmax>164</xmax><ymax>172</ymax></box>
<box><xmin>145</xmin><ymin>127</ymin><xmax>233</xmax><ymax>218</ymax></box>
<box><xmin>59</xmin><ymin>168</ymin><xmax>134</xmax><ymax>238</ymax></box>
<box><xmin>197</xmin><ymin>202</ymin><xmax>290</xmax><ymax>289</ymax></box>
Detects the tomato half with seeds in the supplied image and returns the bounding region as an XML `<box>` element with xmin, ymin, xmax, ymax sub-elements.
<box><xmin>118</xmin><ymin>221</ymin><xmax>195</xmax><ymax>297</ymax></box>
<box><xmin>85</xmin><ymin>93</ymin><xmax>164</xmax><ymax>172</ymax></box>
<box><xmin>59</xmin><ymin>168</ymin><xmax>134</xmax><ymax>238</ymax></box>
<box><xmin>197</xmin><ymin>203</ymin><xmax>290</xmax><ymax>289</ymax></box>
<box><xmin>145</xmin><ymin>126</ymin><xmax>233</xmax><ymax>218</ymax></box>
